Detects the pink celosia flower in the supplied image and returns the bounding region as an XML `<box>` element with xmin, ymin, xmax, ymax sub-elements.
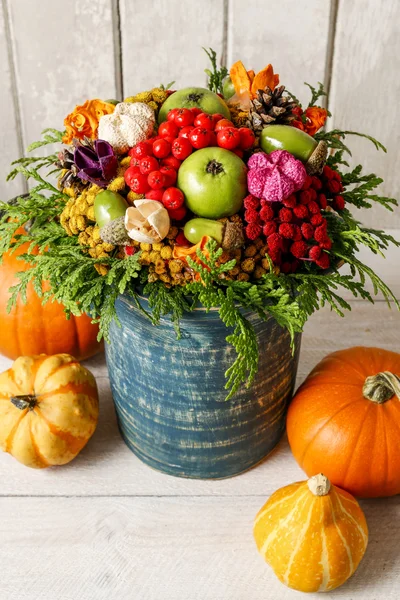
<box><xmin>247</xmin><ymin>150</ymin><xmax>307</xmax><ymax>202</ymax></box>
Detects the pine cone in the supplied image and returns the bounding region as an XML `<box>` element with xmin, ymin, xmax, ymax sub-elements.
<box><xmin>247</xmin><ymin>86</ymin><xmax>299</xmax><ymax>134</ymax></box>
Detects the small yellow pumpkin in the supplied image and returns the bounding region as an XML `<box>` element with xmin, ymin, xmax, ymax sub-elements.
<box><xmin>254</xmin><ymin>474</ymin><xmax>368</xmax><ymax>593</ymax></box>
<box><xmin>0</xmin><ymin>354</ymin><xmax>99</xmax><ymax>468</ymax></box>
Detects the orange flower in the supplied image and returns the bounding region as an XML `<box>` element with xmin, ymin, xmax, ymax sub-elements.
<box><xmin>62</xmin><ymin>99</ymin><xmax>116</xmax><ymax>144</ymax></box>
<box><xmin>303</xmin><ymin>107</ymin><xmax>328</xmax><ymax>136</ymax></box>
<box><xmin>229</xmin><ymin>61</ymin><xmax>279</xmax><ymax>108</ymax></box>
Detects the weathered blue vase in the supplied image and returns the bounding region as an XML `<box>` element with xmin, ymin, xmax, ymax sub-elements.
<box><xmin>105</xmin><ymin>294</ymin><xmax>301</xmax><ymax>479</ymax></box>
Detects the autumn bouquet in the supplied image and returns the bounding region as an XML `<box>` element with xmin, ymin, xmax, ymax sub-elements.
<box><xmin>1</xmin><ymin>48</ymin><xmax>398</xmax><ymax>398</ymax></box>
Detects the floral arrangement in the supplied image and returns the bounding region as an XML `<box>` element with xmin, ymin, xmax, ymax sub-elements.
<box><xmin>1</xmin><ymin>48</ymin><xmax>398</xmax><ymax>399</ymax></box>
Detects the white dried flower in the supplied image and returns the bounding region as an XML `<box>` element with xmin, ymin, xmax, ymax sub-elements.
<box><xmin>98</xmin><ymin>102</ymin><xmax>155</xmax><ymax>154</ymax></box>
<box><xmin>125</xmin><ymin>199</ymin><xmax>170</xmax><ymax>244</ymax></box>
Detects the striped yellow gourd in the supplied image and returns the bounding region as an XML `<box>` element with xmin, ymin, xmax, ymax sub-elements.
<box><xmin>0</xmin><ymin>354</ymin><xmax>99</xmax><ymax>468</ymax></box>
<box><xmin>253</xmin><ymin>474</ymin><xmax>368</xmax><ymax>593</ymax></box>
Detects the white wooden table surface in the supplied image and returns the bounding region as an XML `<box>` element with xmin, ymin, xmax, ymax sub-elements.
<box><xmin>0</xmin><ymin>238</ymin><xmax>399</xmax><ymax>600</ymax></box>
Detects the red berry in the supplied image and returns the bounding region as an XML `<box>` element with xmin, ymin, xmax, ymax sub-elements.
<box><xmin>211</xmin><ymin>113</ymin><xmax>225</xmax><ymax>125</ymax></box>
<box><xmin>167</xmin><ymin>108</ymin><xmax>179</xmax><ymax>122</ymax></box>
<box><xmin>124</xmin><ymin>166</ymin><xmax>141</xmax><ymax>188</ymax></box>
<box><xmin>129</xmin><ymin>172</ymin><xmax>150</xmax><ymax>194</ymax></box>
<box><xmin>125</xmin><ymin>245</ymin><xmax>136</xmax><ymax>256</ymax></box>
<box><xmin>153</xmin><ymin>138</ymin><xmax>171</xmax><ymax>159</ymax></box>
<box><xmin>309</xmin><ymin>246</ymin><xmax>322</xmax><ymax>261</ymax></box>
<box><xmin>311</xmin><ymin>214</ymin><xmax>324</xmax><ymax>226</ymax></box>
<box><xmin>238</xmin><ymin>127</ymin><xmax>255</xmax><ymax>150</ymax></box>
<box><xmin>130</xmin><ymin>156</ymin><xmax>141</xmax><ymax>167</ymax></box>
<box><xmin>131</xmin><ymin>140</ymin><xmax>153</xmax><ymax>159</ymax></box>
<box><xmin>316</xmin><ymin>253</ymin><xmax>330</xmax><ymax>269</ymax></box>
<box><xmin>194</xmin><ymin>113</ymin><xmax>215</xmax><ymax>130</ymax></box>
<box><xmin>292</xmin><ymin>224</ymin><xmax>303</xmax><ymax>241</ymax></box>
<box><xmin>268</xmin><ymin>233</ymin><xmax>284</xmax><ymax>251</ymax></box>
<box><xmin>311</xmin><ymin>176</ymin><xmax>323</xmax><ymax>190</ymax></box>
<box><xmin>279</xmin><ymin>207</ymin><xmax>293</xmax><ymax>223</ymax></box>
<box><xmin>158</xmin><ymin>121</ymin><xmax>179</xmax><ymax>139</ymax></box>
<box><xmin>159</xmin><ymin>165</ymin><xmax>177</xmax><ymax>187</ymax></box>
<box><xmin>168</xmin><ymin>205</ymin><xmax>187</xmax><ymax>221</ymax></box>
<box><xmin>279</xmin><ymin>223</ymin><xmax>295</xmax><ymax>239</ymax></box>
<box><xmin>161</xmin><ymin>156</ymin><xmax>182</xmax><ymax>170</ymax></box>
<box><xmin>332</xmin><ymin>170</ymin><xmax>342</xmax><ymax>182</ymax></box>
<box><xmin>291</xmin><ymin>241</ymin><xmax>308</xmax><ymax>259</ymax></box>
<box><xmin>323</xmin><ymin>165</ymin><xmax>334</xmax><ymax>180</ymax></box>
<box><xmin>174</xmin><ymin>108</ymin><xmax>194</xmax><ymax>127</ymax></box>
<box><xmin>308</xmin><ymin>188</ymin><xmax>317</xmax><ymax>202</ymax></box>
<box><xmin>317</xmin><ymin>193</ymin><xmax>328</xmax><ymax>209</ymax></box>
<box><xmin>314</xmin><ymin>224</ymin><xmax>329</xmax><ymax>243</ymax></box>
<box><xmin>145</xmin><ymin>189</ymin><xmax>165</xmax><ymax>201</ymax></box>
<box><xmin>217</xmin><ymin>127</ymin><xmax>241</xmax><ymax>150</ymax></box>
<box><xmin>302</xmin><ymin>175</ymin><xmax>313</xmax><ymax>190</ymax></box>
<box><xmin>189</xmin><ymin>127</ymin><xmax>212</xmax><ymax>149</ymax></box>
<box><xmin>263</xmin><ymin>222</ymin><xmax>277</xmax><ymax>236</ymax></box>
<box><xmin>178</xmin><ymin>125</ymin><xmax>195</xmax><ymax>140</ymax></box>
<box><xmin>175</xmin><ymin>230</ymin><xmax>191</xmax><ymax>247</ymax></box>
<box><xmin>333</xmin><ymin>195</ymin><xmax>345</xmax><ymax>210</ymax></box>
<box><xmin>148</xmin><ymin>170</ymin><xmax>166</xmax><ymax>190</ymax></box>
<box><xmin>245</xmin><ymin>223</ymin><xmax>262</xmax><ymax>240</ymax></box>
<box><xmin>244</xmin><ymin>195</ymin><xmax>260</xmax><ymax>210</ymax></box>
<box><xmin>139</xmin><ymin>156</ymin><xmax>159</xmax><ymax>175</ymax></box>
<box><xmin>214</xmin><ymin>118</ymin><xmax>234</xmax><ymax>132</ymax></box>
<box><xmin>162</xmin><ymin>187</ymin><xmax>185</xmax><ymax>210</ymax></box>
<box><xmin>319</xmin><ymin>237</ymin><xmax>332</xmax><ymax>250</ymax></box>
<box><xmin>301</xmin><ymin>223</ymin><xmax>314</xmax><ymax>240</ymax></box>
<box><xmin>282</xmin><ymin>194</ymin><xmax>297</xmax><ymax>208</ymax></box>
<box><xmin>293</xmin><ymin>204</ymin><xmax>309</xmax><ymax>219</ymax></box>
<box><xmin>171</xmin><ymin>137</ymin><xmax>193</xmax><ymax>160</ymax></box>
<box><xmin>190</xmin><ymin>107</ymin><xmax>202</xmax><ymax>117</ymax></box>
<box><xmin>299</xmin><ymin>190</ymin><xmax>312</xmax><ymax>205</ymax></box>
<box><xmin>244</xmin><ymin>209</ymin><xmax>259</xmax><ymax>224</ymax></box>
<box><xmin>308</xmin><ymin>201</ymin><xmax>321</xmax><ymax>215</ymax></box>
<box><xmin>259</xmin><ymin>204</ymin><xmax>274</xmax><ymax>222</ymax></box>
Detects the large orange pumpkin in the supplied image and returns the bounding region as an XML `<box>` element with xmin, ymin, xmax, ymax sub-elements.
<box><xmin>0</xmin><ymin>238</ymin><xmax>102</xmax><ymax>360</ymax></box>
<box><xmin>287</xmin><ymin>346</ymin><xmax>400</xmax><ymax>498</ymax></box>
<box><xmin>0</xmin><ymin>354</ymin><xmax>99</xmax><ymax>468</ymax></box>
<box><xmin>254</xmin><ymin>473</ymin><xmax>368</xmax><ymax>592</ymax></box>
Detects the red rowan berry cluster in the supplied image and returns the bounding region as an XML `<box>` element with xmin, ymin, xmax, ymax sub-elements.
<box><xmin>243</xmin><ymin>167</ymin><xmax>345</xmax><ymax>273</ymax></box>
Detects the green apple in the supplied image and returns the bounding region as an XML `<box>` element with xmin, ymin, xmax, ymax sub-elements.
<box><xmin>94</xmin><ymin>190</ymin><xmax>128</xmax><ymax>228</ymax></box>
<box><xmin>177</xmin><ymin>147</ymin><xmax>247</xmax><ymax>219</ymax></box>
<box><xmin>158</xmin><ymin>87</ymin><xmax>230</xmax><ymax>123</ymax></box>
<box><xmin>222</xmin><ymin>76</ymin><xmax>235</xmax><ymax>101</ymax></box>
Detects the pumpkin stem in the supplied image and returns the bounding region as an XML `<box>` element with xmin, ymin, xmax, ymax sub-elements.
<box><xmin>363</xmin><ymin>371</ymin><xmax>400</xmax><ymax>404</ymax></box>
<box><xmin>307</xmin><ymin>473</ymin><xmax>331</xmax><ymax>496</ymax></box>
<box><xmin>10</xmin><ymin>395</ymin><xmax>37</xmax><ymax>411</ymax></box>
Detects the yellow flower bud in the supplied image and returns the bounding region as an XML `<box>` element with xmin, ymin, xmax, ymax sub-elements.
<box><xmin>160</xmin><ymin>246</ymin><xmax>173</xmax><ymax>260</ymax></box>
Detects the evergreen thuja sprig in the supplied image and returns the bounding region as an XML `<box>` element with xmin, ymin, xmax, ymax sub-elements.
<box><xmin>203</xmin><ymin>47</ymin><xmax>228</xmax><ymax>95</ymax></box>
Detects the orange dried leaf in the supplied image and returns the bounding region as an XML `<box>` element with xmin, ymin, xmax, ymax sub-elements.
<box><xmin>250</xmin><ymin>65</ymin><xmax>279</xmax><ymax>95</ymax></box>
<box><xmin>247</xmin><ymin>70</ymin><xmax>255</xmax><ymax>83</ymax></box>
<box><xmin>230</xmin><ymin>61</ymin><xmax>252</xmax><ymax>95</ymax></box>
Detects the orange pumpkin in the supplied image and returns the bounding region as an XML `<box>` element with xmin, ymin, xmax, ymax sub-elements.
<box><xmin>0</xmin><ymin>354</ymin><xmax>99</xmax><ymax>468</ymax></box>
<box><xmin>287</xmin><ymin>346</ymin><xmax>400</xmax><ymax>497</ymax></box>
<box><xmin>0</xmin><ymin>239</ymin><xmax>102</xmax><ymax>360</ymax></box>
<box><xmin>254</xmin><ymin>473</ymin><xmax>368</xmax><ymax>593</ymax></box>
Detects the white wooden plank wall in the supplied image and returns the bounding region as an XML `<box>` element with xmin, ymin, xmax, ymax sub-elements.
<box><xmin>0</xmin><ymin>0</ymin><xmax>399</xmax><ymax>229</ymax></box>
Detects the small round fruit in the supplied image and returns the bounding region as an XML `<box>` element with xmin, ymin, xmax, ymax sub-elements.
<box><xmin>167</xmin><ymin>108</ymin><xmax>179</xmax><ymax>122</ymax></box>
<box><xmin>212</xmin><ymin>113</ymin><xmax>225</xmax><ymax>125</ymax></box>
<box><xmin>194</xmin><ymin>113</ymin><xmax>215</xmax><ymax>130</ymax></box>
<box><xmin>94</xmin><ymin>190</ymin><xmax>128</xmax><ymax>228</ymax></box>
<box><xmin>233</xmin><ymin>148</ymin><xmax>244</xmax><ymax>158</ymax></box>
<box><xmin>161</xmin><ymin>156</ymin><xmax>182</xmax><ymax>170</ymax></box>
<box><xmin>148</xmin><ymin>171</ymin><xmax>166</xmax><ymax>190</ymax></box>
<box><xmin>158</xmin><ymin>87</ymin><xmax>231</xmax><ymax>123</ymax></box>
<box><xmin>171</xmin><ymin>137</ymin><xmax>193</xmax><ymax>160</ymax></box>
<box><xmin>190</xmin><ymin>107</ymin><xmax>202</xmax><ymax>117</ymax></box>
<box><xmin>152</xmin><ymin>138</ymin><xmax>171</xmax><ymax>159</ymax></box>
<box><xmin>178</xmin><ymin>125</ymin><xmax>195</xmax><ymax>140</ymax></box>
<box><xmin>189</xmin><ymin>127</ymin><xmax>212</xmax><ymax>149</ymax></box>
<box><xmin>129</xmin><ymin>172</ymin><xmax>151</xmax><ymax>194</ymax></box>
<box><xmin>158</xmin><ymin>121</ymin><xmax>179</xmax><ymax>139</ymax></box>
<box><xmin>239</xmin><ymin>127</ymin><xmax>256</xmax><ymax>150</ymax></box>
<box><xmin>168</xmin><ymin>205</ymin><xmax>187</xmax><ymax>221</ymax></box>
<box><xmin>174</xmin><ymin>108</ymin><xmax>195</xmax><ymax>127</ymax></box>
<box><xmin>175</xmin><ymin>230</ymin><xmax>191</xmax><ymax>246</ymax></box>
<box><xmin>177</xmin><ymin>147</ymin><xmax>247</xmax><ymax>219</ymax></box>
<box><xmin>130</xmin><ymin>156</ymin><xmax>140</xmax><ymax>168</ymax></box>
<box><xmin>162</xmin><ymin>187</ymin><xmax>185</xmax><ymax>210</ymax></box>
<box><xmin>215</xmin><ymin>118</ymin><xmax>234</xmax><ymax>132</ymax></box>
<box><xmin>131</xmin><ymin>140</ymin><xmax>153</xmax><ymax>159</ymax></box>
<box><xmin>139</xmin><ymin>156</ymin><xmax>159</xmax><ymax>175</ymax></box>
<box><xmin>124</xmin><ymin>166</ymin><xmax>141</xmax><ymax>188</ymax></box>
<box><xmin>160</xmin><ymin>165</ymin><xmax>177</xmax><ymax>186</ymax></box>
<box><xmin>222</xmin><ymin>76</ymin><xmax>236</xmax><ymax>100</ymax></box>
<box><xmin>145</xmin><ymin>189</ymin><xmax>165</xmax><ymax>201</ymax></box>
<box><xmin>217</xmin><ymin>127</ymin><xmax>241</xmax><ymax>150</ymax></box>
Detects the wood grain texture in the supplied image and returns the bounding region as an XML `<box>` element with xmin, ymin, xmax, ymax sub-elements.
<box><xmin>0</xmin><ymin>299</ymin><xmax>400</xmax><ymax>498</ymax></box>
<box><xmin>7</xmin><ymin>0</ymin><xmax>117</xmax><ymax>147</ymax></box>
<box><xmin>228</xmin><ymin>0</ymin><xmax>332</xmax><ymax>107</ymax></box>
<box><xmin>0</xmin><ymin>495</ymin><xmax>399</xmax><ymax>600</ymax></box>
<box><xmin>0</xmin><ymin>1</ymin><xmax>25</xmax><ymax>200</ymax></box>
<box><xmin>120</xmin><ymin>0</ymin><xmax>225</xmax><ymax>94</ymax></box>
<box><xmin>329</xmin><ymin>0</ymin><xmax>400</xmax><ymax>228</ymax></box>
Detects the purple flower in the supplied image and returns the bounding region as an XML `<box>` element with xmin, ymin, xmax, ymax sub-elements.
<box><xmin>74</xmin><ymin>139</ymin><xmax>118</xmax><ymax>187</ymax></box>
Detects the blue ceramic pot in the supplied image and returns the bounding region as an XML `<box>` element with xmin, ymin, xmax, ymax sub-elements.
<box><xmin>105</xmin><ymin>294</ymin><xmax>301</xmax><ymax>479</ymax></box>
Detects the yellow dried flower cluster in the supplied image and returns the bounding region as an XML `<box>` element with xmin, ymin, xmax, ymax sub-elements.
<box><xmin>60</xmin><ymin>186</ymin><xmax>97</xmax><ymax>235</ymax></box>
<box><xmin>106</xmin><ymin>156</ymin><xmax>131</xmax><ymax>194</ymax></box>
<box><xmin>78</xmin><ymin>225</ymin><xmax>115</xmax><ymax>276</ymax></box>
<box><xmin>124</xmin><ymin>87</ymin><xmax>169</xmax><ymax>116</ymax></box>
<box><xmin>229</xmin><ymin>103</ymin><xmax>249</xmax><ymax>128</ymax></box>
